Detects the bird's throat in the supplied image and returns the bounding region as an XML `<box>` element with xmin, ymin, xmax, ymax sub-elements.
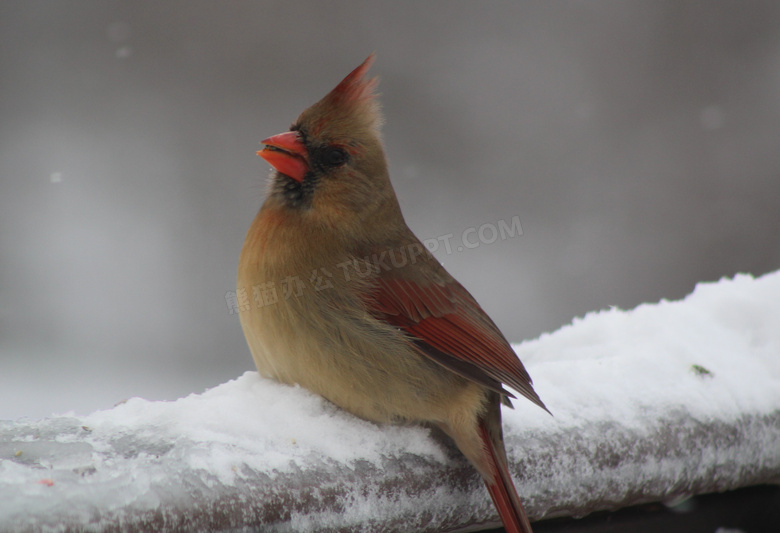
<box><xmin>272</xmin><ymin>172</ymin><xmax>318</xmax><ymax>209</ymax></box>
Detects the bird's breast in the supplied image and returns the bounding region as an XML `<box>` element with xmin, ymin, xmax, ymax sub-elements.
<box><xmin>237</xmin><ymin>205</ymin><xmax>482</xmax><ymax>425</ymax></box>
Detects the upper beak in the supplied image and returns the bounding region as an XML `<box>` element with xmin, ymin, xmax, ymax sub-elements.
<box><xmin>257</xmin><ymin>131</ymin><xmax>309</xmax><ymax>183</ymax></box>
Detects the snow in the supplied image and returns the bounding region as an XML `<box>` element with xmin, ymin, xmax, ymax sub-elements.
<box><xmin>514</xmin><ymin>271</ymin><xmax>780</xmax><ymax>427</ymax></box>
<box><xmin>2</xmin><ymin>271</ymin><xmax>780</xmax><ymax>532</ymax></box>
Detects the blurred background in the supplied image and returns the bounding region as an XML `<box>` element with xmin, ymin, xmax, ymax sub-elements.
<box><xmin>2</xmin><ymin>1</ymin><xmax>779</xmax><ymax>420</ymax></box>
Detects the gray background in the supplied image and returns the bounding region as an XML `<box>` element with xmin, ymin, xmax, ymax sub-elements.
<box><xmin>2</xmin><ymin>1</ymin><xmax>779</xmax><ymax>419</ymax></box>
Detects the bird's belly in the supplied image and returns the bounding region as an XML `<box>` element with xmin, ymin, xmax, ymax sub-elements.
<box><xmin>239</xmin><ymin>296</ymin><xmax>476</xmax><ymax>425</ymax></box>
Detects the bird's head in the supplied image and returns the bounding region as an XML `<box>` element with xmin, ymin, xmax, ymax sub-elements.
<box><xmin>258</xmin><ymin>54</ymin><xmax>402</xmax><ymax>234</ymax></box>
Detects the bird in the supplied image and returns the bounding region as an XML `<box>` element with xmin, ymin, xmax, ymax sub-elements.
<box><xmin>237</xmin><ymin>54</ymin><xmax>549</xmax><ymax>533</ymax></box>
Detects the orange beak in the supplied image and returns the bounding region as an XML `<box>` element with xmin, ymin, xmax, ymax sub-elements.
<box><xmin>257</xmin><ymin>131</ymin><xmax>309</xmax><ymax>183</ymax></box>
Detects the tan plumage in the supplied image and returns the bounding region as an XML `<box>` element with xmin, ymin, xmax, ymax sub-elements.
<box><xmin>238</xmin><ymin>55</ymin><xmax>547</xmax><ymax>533</ymax></box>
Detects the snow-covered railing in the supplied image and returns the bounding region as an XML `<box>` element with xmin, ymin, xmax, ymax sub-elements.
<box><xmin>2</xmin><ymin>271</ymin><xmax>779</xmax><ymax>532</ymax></box>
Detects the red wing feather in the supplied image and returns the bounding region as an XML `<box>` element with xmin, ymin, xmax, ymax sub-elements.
<box><xmin>369</xmin><ymin>277</ymin><xmax>548</xmax><ymax>412</ymax></box>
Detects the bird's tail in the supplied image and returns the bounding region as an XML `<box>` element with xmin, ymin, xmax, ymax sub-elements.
<box><xmin>478</xmin><ymin>420</ymin><xmax>534</xmax><ymax>533</ymax></box>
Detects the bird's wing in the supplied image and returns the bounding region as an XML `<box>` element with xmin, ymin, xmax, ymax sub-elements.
<box><xmin>366</xmin><ymin>275</ymin><xmax>548</xmax><ymax>412</ymax></box>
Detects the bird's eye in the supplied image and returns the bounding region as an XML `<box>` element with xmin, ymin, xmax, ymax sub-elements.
<box><xmin>321</xmin><ymin>146</ymin><xmax>349</xmax><ymax>168</ymax></box>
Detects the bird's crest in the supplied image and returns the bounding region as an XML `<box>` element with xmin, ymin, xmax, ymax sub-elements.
<box><xmin>299</xmin><ymin>54</ymin><xmax>383</xmax><ymax>138</ymax></box>
<box><xmin>327</xmin><ymin>53</ymin><xmax>379</xmax><ymax>106</ymax></box>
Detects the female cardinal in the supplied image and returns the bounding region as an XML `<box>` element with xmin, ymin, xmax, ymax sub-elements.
<box><xmin>238</xmin><ymin>55</ymin><xmax>548</xmax><ymax>533</ymax></box>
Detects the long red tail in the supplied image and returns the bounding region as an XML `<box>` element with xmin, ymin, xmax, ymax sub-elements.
<box><xmin>479</xmin><ymin>421</ymin><xmax>534</xmax><ymax>533</ymax></box>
